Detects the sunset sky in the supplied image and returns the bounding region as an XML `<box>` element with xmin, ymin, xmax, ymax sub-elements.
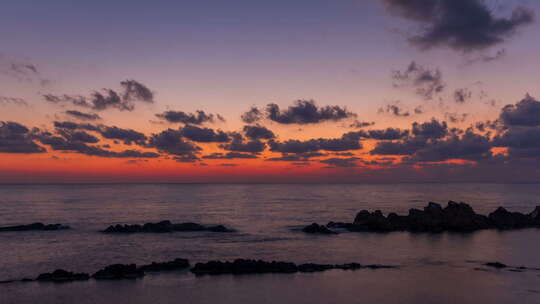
<box><xmin>1</xmin><ymin>0</ymin><xmax>540</xmax><ymax>183</ymax></box>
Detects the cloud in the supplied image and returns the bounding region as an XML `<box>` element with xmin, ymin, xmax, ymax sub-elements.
<box><xmin>53</xmin><ymin>121</ymin><xmax>99</xmax><ymax>131</ymax></box>
<box><xmin>220</xmin><ymin>133</ymin><xmax>266</xmax><ymax>153</ymax></box>
<box><xmin>382</xmin><ymin>0</ymin><xmax>535</xmax><ymax>52</ymax></box>
<box><xmin>243</xmin><ymin>125</ymin><xmax>275</xmax><ymax>140</ymax></box>
<box><xmin>320</xmin><ymin>157</ymin><xmax>359</xmax><ymax>168</ymax></box>
<box><xmin>0</xmin><ymin>57</ymin><xmax>51</xmax><ymax>86</ymax></box>
<box><xmin>345</xmin><ymin>128</ymin><xmax>409</xmax><ymax>140</ymax></box>
<box><xmin>203</xmin><ymin>152</ymin><xmax>258</xmax><ymax>159</ymax></box>
<box><xmin>378</xmin><ymin>104</ymin><xmax>410</xmax><ymax>117</ymax></box>
<box><xmin>454</xmin><ymin>88</ymin><xmax>472</xmax><ymax>103</ymax></box>
<box><xmin>499</xmin><ymin>94</ymin><xmax>540</xmax><ymax>127</ymax></box>
<box><xmin>156</xmin><ymin>110</ymin><xmax>224</xmax><ymax>125</ymax></box>
<box><xmin>412</xmin><ymin>119</ymin><xmax>448</xmax><ymax>139</ymax></box>
<box><xmin>350</xmin><ymin>120</ymin><xmax>375</xmax><ymax>128</ymax></box>
<box><xmin>179</xmin><ymin>125</ymin><xmax>229</xmax><ymax>143</ymax></box>
<box><xmin>98</xmin><ymin>126</ymin><xmax>147</xmax><ymax>145</ymax></box>
<box><xmin>493</xmin><ymin>126</ymin><xmax>540</xmax><ymax>150</ymax></box>
<box><xmin>65</xmin><ymin>110</ymin><xmax>101</xmax><ymax>121</ymax></box>
<box><xmin>148</xmin><ymin>129</ymin><xmax>201</xmax><ymax>157</ymax></box>
<box><xmin>445</xmin><ymin>112</ymin><xmax>468</xmax><ymax>123</ymax></box>
<box><xmin>269</xmin><ymin>134</ymin><xmax>362</xmax><ymax>154</ymax></box>
<box><xmin>56</xmin><ymin>129</ymin><xmax>99</xmax><ymax>143</ymax></box>
<box><xmin>0</xmin><ymin>121</ymin><xmax>45</xmax><ymax>153</ymax></box>
<box><xmin>267</xmin><ymin>152</ymin><xmax>326</xmax><ymax>162</ymax></box>
<box><xmin>241</xmin><ymin>106</ymin><xmax>263</xmax><ymax>124</ymax></box>
<box><xmin>0</xmin><ymin>96</ymin><xmax>28</xmax><ymax>107</ymax></box>
<box><xmin>242</xmin><ymin>100</ymin><xmax>356</xmax><ymax>125</ymax></box>
<box><xmin>43</xmin><ymin>80</ymin><xmax>154</xmax><ymax>111</ymax></box>
<box><xmin>465</xmin><ymin>49</ymin><xmax>507</xmax><ymax>65</ymax></box>
<box><xmin>392</xmin><ymin>61</ymin><xmax>445</xmax><ymax>100</ymax></box>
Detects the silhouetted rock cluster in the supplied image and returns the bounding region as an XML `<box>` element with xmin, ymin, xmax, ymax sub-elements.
<box><xmin>36</xmin><ymin>269</ymin><xmax>89</xmax><ymax>282</ymax></box>
<box><xmin>92</xmin><ymin>264</ymin><xmax>145</xmax><ymax>280</ymax></box>
<box><xmin>302</xmin><ymin>223</ymin><xmax>337</xmax><ymax>234</ymax></box>
<box><xmin>101</xmin><ymin>220</ymin><xmax>233</xmax><ymax>233</ymax></box>
<box><xmin>191</xmin><ymin>259</ymin><xmax>396</xmax><ymax>275</ymax></box>
<box><xmin>305</xmin><ymin>201</ymin><xmax>540</xmax><ymax>234</ymax></box>
<box><xmin>0</xmin><ymin>223</ymin><xmax>69</xmax><ymax>232</ymax></box>
<box><xmin>138</xmin><ymin>258</ymin><xmax>190</xmax><ymax>272</ymax></box>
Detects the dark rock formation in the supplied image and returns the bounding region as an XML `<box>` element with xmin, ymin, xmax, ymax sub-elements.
<box><xmin>92</xmin><ymin>264</ymin><xmax>145</xmax><ymax>280</ymax></box>
<box><xmin>102</xmin><ymin>221</ymin><xmax>233</xmax><ymax>233</ymax></box>
<box><xmin>302</xmin><ymin>223</ymin><xmax>337</xmax><ymax>234</ymax></box>
<box><xmin>138</xmin><ymin>258</ymin><xmax>190</xmax><ymax>272</ymax></box>
<box><xmin>191</xmin><ymin>259</ymin><xmax>396</xmax><ymax>275</ymax></box>
<box><xmin>484</xmin><ymin>262</ymin><xmax>507</xmax><ymax>269</ymax></box>
<box><xmin>0</xmin><ymin>223</ymin><xmax>69</xmax><ymax>232</ymax></box>
<box><xmin>36</xmin><ymin>269</ymin><xmax>89</xmax><ymax>282</ymax></box>
<box><xmin>303</xmin><ymin>201</ymin><xmax>540</xmax><ymax>234</ymax></box>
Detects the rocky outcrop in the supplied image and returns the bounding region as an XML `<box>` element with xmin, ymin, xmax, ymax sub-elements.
<box><xmin>190</xmin><ymin>259</ymin><xmax>396</xmax><ymax>275</ymax></box>
<box><xmin>102</xmin><ymin>221</ymin><xmax>233</xmax><ymax>233</ymax></box>
<box><xmin>0</xmin><ymin>223</ymin><xmax>69</xmax><ymax>232</ymax></box>
<box><xmin>138</xmin><ymin>258</ymin><xmax>190</xmax><ymax>272</ymax></box>
<box><xmin>36</xmin><ymin>269</ymin><xmax>89</xmax><ymax>282</ymax></box>
<box><xmin>303</xmin><ymin>201</ymin><xmax>540</xmax><ymax>234</ymax></box>
<box><xmin>92</xmin><ymin>264</ymin><xmax>145</xmax><ymax>280</ymax></box>
<box><xmin>302</xmin><ymin>223</ymin><xmax>337</xmax><ymax>234</ymax></box>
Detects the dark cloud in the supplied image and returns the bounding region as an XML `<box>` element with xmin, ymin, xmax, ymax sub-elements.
<box><xmin>53</xmin><ymin>121</ymin><xmax>99</xmax><ymax>131</ymax></box>
<box><xmin>220</xmin><ymin>133</ymin><xmax>266</xmax><ymax>153</ymax></box>
<box><xmin>98</xmin><ymin>126</ymin><xmax>147</xmax><ymax>145</ymax></box>
<box><xmin>179</xmin><ymin>125</ymin><xmax>229</xmax><ymax>143</ymax></box>
<box><xmin>412</xmin><ymin>119</ymin><xmax>448</xmax><ymax>139</ymax></box>
<box><xmin>267</xmin><ymin>152</ymin><xmax>326</xmax><ymax>162</ymax></box>
<box><xmin>409</xmin><ymin>130</ymin><xmax>492</xmax><ymax>162</ymax></box>
<box><xmin>269</xmin><ymin>134</ymin><xmax>362</xmax><ymax>154</ymax></box>
<box><xmin>0</xmin><ymin>96</ymin><xmax>28</xmax><ymax>107</ymax></box>
<box><xmin>346</xmin><ymin>128</ymin><xmax>409</xmax><ymax>140</ymax></box>
<box><xmin>499</xmin><ymin>94</ymin><xmax>540</xmax><ymax>127</ymax></box>
<box><xmin>36</xmin><ymin>131</ymin><xmax>158</xmax><ymax>158</ymax></box>
<box><xmin>379</xmin><ymin>104</ymin><xmax>410</xmax><ymax>117</ymax></box>
<box><xmin>243</xmin><ymin>125</ymin><xmax>275</xmax><ymax>140</ymax></box>
<box><xmin>371</xmin><ymin>137</ymin><xmax>427</xmax><ymax>155</ymax></box>
<box><xmin>454</xmin><ymin>88</ymin><xmax>472</xmax><ymax>103</ymax></box>
<box><xmin>465</xmin><ymin>49</ymin><xmax>507</xmax><ymax>65</ymax></box>
<box><xmin>57</xmin><ymin>129</ymin><xmax>99</xmax><ymax>144</ymax></box>
<box><xmin>320</xmin><ymin>157</ymin><xmax>359</xmax><ymax>168</ymax></box>
<box><xmin>392</xmin><ymin>61</ymin><xmax>445</xmax><ymax>100</ymax></box>
<box><xmin>493</xmin><ymin>126</ymin><xmax>540</xmax><ymax>150</ymax></box>
<box><xmin>0</xmin><ymin>121</ymin><xmax>45</xmax><ymax>153</ymax></box>
<box><xmin>382</xmin><ymin>0</ymin><xmax>535</xmax><ymax>52</ymax></box>
<box><xmin>241</xmin><ymin>106</ymin><xmax>263</xmax><ymax>124</ymax></box>
<box><xmin>445</xmin><ymin>112</ymin><xmax>468</xmax><ymax>123</ymax></box>
<box><xmin>148</xmin><ymin>129</ymin><xmax>201</xmax><ymax>157</ymax></box>
<box><xmin>242</xmin><ymin>100</ymin><xmax>356</xmax><ymax>125</ymax></box>
<box><xmin>350</xmin><ymin>120</ymin><xmax>375</xmax><ymax>128</ymax></box>
<box><xmin>120</xmin><ymin>79</ymin><xmax>154</xmax><ymax>103</ymax></box>
<box><xmin>203</xmin><ymin>152</ymin><xmax>258</xmax><ymax>159</ymax></box>
<box><xmin>156</xmin><ymin>110</ymin><xmax>224</xmax><ymax>125</ymax></box>
<box><xmin>43</xmin><ymin>80</ymin><xmax>154</xmax><ymax>111</ymax></box>
<box><xmin>65</xmin><ymin>110</ymin><xmax>101</xmax><ymax>121</ymax></box>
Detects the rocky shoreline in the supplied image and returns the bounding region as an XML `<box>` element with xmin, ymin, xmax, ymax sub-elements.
<box><xmin>101</xmin><ymin>220</ymin><xmax>233</xmax><ymax>233</ymax></box>
<box><xmin>303</xmin><ymin>201</ymin><xmax>540</xmax><ymax>234</ymax></box>
<box><xmin>0</xmin><ymin>258</ymin><xmax>395</xmax><ymax>284</ymax></box>
<box><xmin>0</xmin><ymin>223</ymin><xmax>70</xmax><ymax>232</ymax></box>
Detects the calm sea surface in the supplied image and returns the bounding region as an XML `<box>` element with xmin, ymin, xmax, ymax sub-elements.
<box><xmin>1</xmin><ymin>183</ymin><xmax>540</xmax><ymax>304</ymax></box>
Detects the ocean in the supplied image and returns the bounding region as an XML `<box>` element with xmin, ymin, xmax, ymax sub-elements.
<box><xmin>1</xmin><ymin>183</ymin><xmax>540</xmax><ymax>303</ymax></box>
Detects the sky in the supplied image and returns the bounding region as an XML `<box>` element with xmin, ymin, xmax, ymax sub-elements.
<box><xmin>1</xmin><ymin>0</ymin><xmax>540</xmax><ymax>183</ymax></box>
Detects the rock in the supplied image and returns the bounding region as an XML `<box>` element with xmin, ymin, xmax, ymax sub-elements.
<box><xmin>191</xmin><ymin>259</ymin><xmax>394</xmax><ymax>275</ymax></box>
<box><xmin>102</xmin><ymin>221</ymin><xmax>233</xmax><ymax>233</ymax></box>
<box><xmin>529</xmin><ymin>206</ymin><xmax>540</xmax><ymax>222</ymax></box>
<box><xmin>488</xmin><ymin>207</ymin><xmax>532</xmax><ymax>229</ymax></box>
<box><xmin>351</xmin><ymin>210</ymin><xmax>394</xmax><ymax>232</ymax></box>
<box><xmin>36</xmin><ymin>269</ymin><xmax>89</xmax><ymax>282</ymax></box>
<box><xmin>441</xmin><ymin>201</ymin><xmax>490</xmax><ymax>232</ymax></box>
<box><xmin>0</xmin><ymin>223</ymin><xmax>69</xmax><ymax>232</ymax></box>
<box><xmin>484</xmin><ymin>262</ymin><xmax>507</xmax><ymax>269</ymax></box>
<box><xmin>138</xmin><ymin>259</ymin><xmax>190</xmax><ymax>272</ymax></box>
<box><xmin>302</xmin><ymin>223</ymin><xmax>337</xmax><ymax>234</ymax></box>
<box><xmin>92</xmin><ymin>264</ymin><xmax>144</xmax><ymax>280</ymax></box>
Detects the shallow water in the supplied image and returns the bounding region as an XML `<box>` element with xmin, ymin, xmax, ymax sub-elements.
<box><xmin>1</xmin><ymin>183</ymin><xmax>540</xmax><ymax>303</ymax></box>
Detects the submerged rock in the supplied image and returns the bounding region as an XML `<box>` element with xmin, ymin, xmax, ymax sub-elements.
<box><xmin>102</xmin><ymin>221</ymin><xmax>233</xmax><ymax>233</ymax></box>
<box><xmin>92</xmin><ymin>264</ymin><xmax>144</xmax><ymax>280</ymax></box>
<box><xmin>302</xmin><ymin>223</ymin><xmax>337</xmax><ymax>234</ymax></box>
<box><xmin>484</xmin><ymin>262</ymin><xmax>507</xmax><ymax>269</ymax></box>
<box><xmin>191</xmin><ymin>259</ymin><xmax>395</xmax><ymax>275</ymax></box>
<box><xmin>36</xmin><ymin>269</ymin><xmax>89</xmax><ymax>282</ymax></box>
<box><xmin>302</xmin><ymin>201</ymin><xmax>540</xmax><ymax>234</ymax></box>
<box><xmin>0</xmin><ymin>223</ymin><xmax>69</xmax><ymax>232</ymax></box>
<box><xmin>138</xmin><ymin>258</ymin><xmax>190</xmax><ymax>272</ymax></box>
